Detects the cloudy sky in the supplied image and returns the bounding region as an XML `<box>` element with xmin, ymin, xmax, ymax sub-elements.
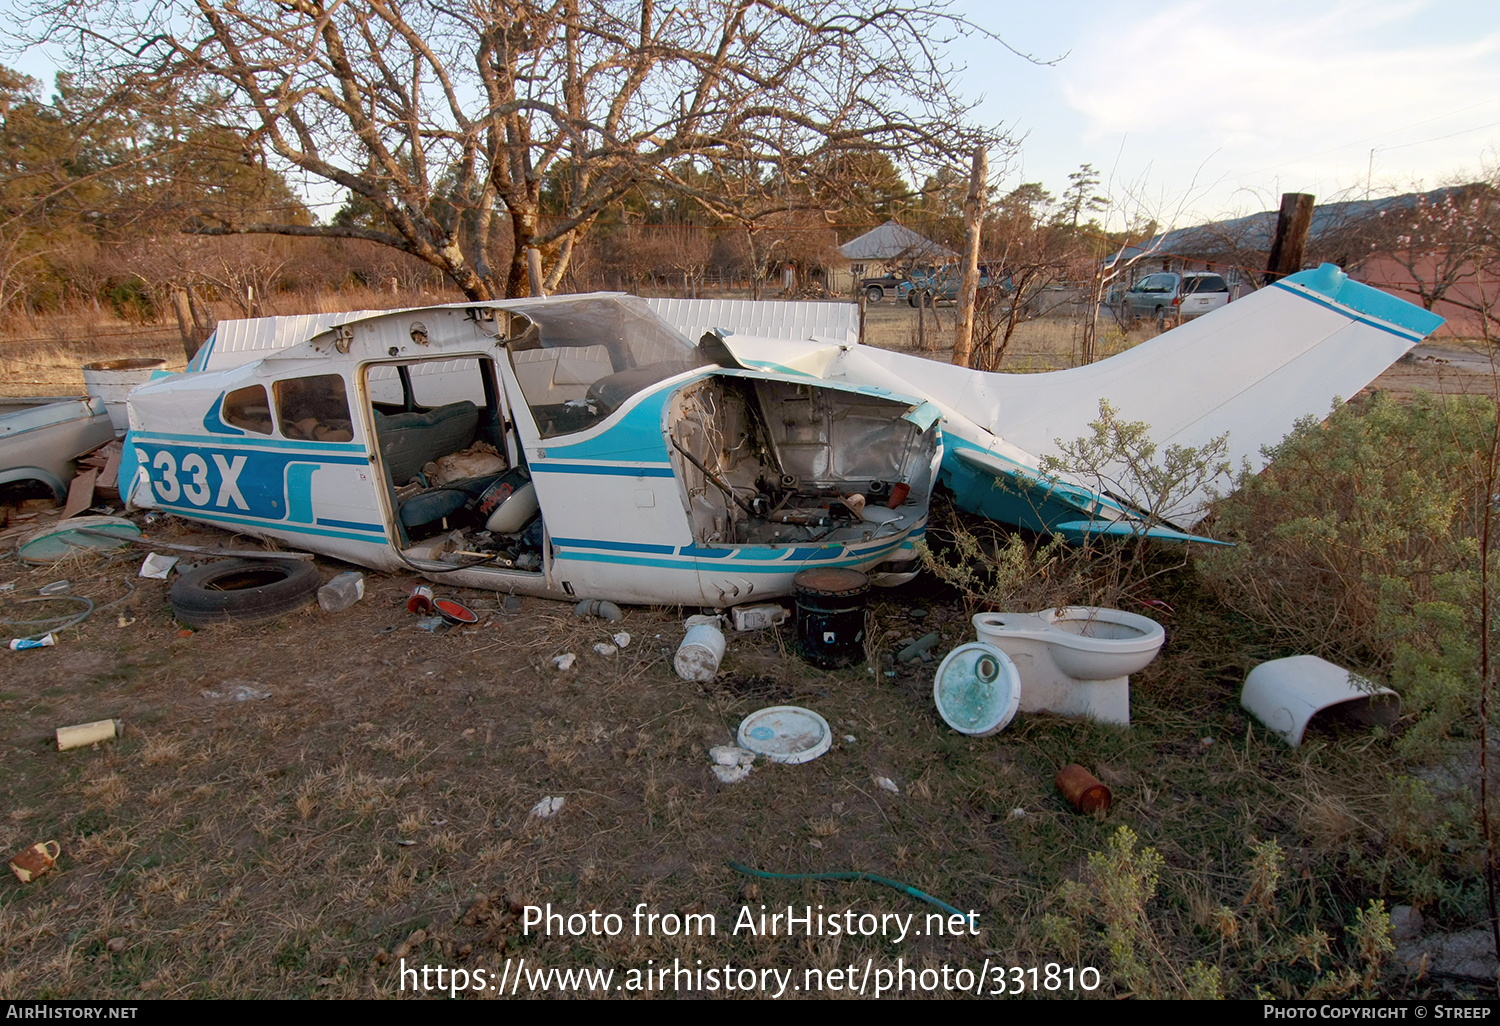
<box><xmin>4</xmin><ymin>0</ymin><xmax>1496</xmax><ymax>231</ymax></box>
<box><xmin>949</xmin><ymin>0</ymin><xmax>1500</xmax><ymax>227</ymax></box>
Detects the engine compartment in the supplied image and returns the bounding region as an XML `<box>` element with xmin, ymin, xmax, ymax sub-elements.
<box><xmin>667</xmin><ymin>375</ymin><xmax>939</xmax><ymax>547</ymax></box>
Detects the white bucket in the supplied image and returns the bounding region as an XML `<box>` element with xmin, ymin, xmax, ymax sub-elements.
<box><xmin>674</xmin><ymin>623</ymin><xmax>726</xmax><ymax>681</ymax></box>
<box><xmin>82</xmin><ymin>358</ymin><xmax>167</xmax><ymax>432</ymax></box>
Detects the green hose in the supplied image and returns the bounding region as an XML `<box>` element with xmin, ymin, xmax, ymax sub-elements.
<box><xmin>729</xmin><ymin>860</ymin><xmax>976</xmax><ymax>930</ymax></box>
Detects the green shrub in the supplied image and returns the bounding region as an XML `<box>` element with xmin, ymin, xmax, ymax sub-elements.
<box><xmin>1200</xmin><ymin>390</ymin><xmax>1499</xmax><ymax>909</ymax></box>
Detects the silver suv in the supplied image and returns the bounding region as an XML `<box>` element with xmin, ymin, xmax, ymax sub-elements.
<box><xmin>1121</xmin><ymin>271</ymin><xmax>1231</xmax><ymax>327</ymax></box>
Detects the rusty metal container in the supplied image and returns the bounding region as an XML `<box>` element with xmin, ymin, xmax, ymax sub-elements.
<box><xmin>1055</xmin><ymin>763</ymin><xmax>1112</xmax><ymax>813</ymax></box>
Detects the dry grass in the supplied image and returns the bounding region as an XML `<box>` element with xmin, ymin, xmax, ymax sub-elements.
<box><xmin>0</xmin><ymin>524</ymin><xmax>1445</xmax><ymax>1000</ymax></box>
<box><xmin>0</xmin><ymin>295</ymin><xmax>1492</xmax><ymax>1000</ymax></box>
<box><xmin>0</xmin><ymin>285</ymin><xmax>466</xmax><ymax>396</ymax></box>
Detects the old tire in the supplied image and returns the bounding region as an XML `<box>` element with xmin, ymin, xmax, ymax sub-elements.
<box><xmin>169</xmin><ymin>558</ymin><xmax>321</xmax><ymax>627</ymax></box>
<box><xmin>865</xmin><ymin>285</ymin><xmax>884</xmax><ymax>303</ymax></box>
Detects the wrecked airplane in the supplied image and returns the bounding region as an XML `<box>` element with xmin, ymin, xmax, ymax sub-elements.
<box><xmin>119</xmin><ymin>266</ymin><xmax>1444</xmax><ymax>605</ymax></box>
<box><xmin>120</xmin><ymin>295</ymin><xmax>942</xmax><ymax>606</ymax></box>
<box><xmin>720</xmin><ymin>264</ymin><xmax>1446</xmax><ymax>540</ymax></box>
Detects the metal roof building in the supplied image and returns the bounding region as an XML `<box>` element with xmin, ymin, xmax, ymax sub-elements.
<box><xmin>838</xmin><ymin>221</ymin><xmax>957</xmax><ymax>263</ymax></box>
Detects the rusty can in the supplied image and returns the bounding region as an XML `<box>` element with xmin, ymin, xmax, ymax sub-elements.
<box><xmin>407</xmin><ymin>585</ymin><xmax>434</xmax><ymax>615</ymax></box>
<box><xmin>1055</xmin><ymin>763</ymin><xmax>1112</xmax><ymax>814</ymax></box>
<box><xmin>10</xmin><ymin>840</ymin><xmax>61</xmax><ymax>883</ymax></box>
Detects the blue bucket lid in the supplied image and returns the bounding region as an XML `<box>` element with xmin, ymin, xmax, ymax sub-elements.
<box><xmin>933</xmin><ymin>642</ymin><xmax>1022</xmax><ymax>736</ymax></box>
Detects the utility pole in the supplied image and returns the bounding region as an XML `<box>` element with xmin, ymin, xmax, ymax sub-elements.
<box><xmin>1263</xmin><ymin>193</ymin><xmax>1315</xmax><ymax>286</ymax></box>
<box><xmin>952</xmin><ymin>146</ymin><xmax>988</xmax><ymax>367</ymax></box>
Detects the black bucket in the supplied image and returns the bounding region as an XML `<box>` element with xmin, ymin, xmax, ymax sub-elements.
<box><xmin>793</xmin><ymin>568</ymin><xmax>870</xmax><ymax>669</ymax></box>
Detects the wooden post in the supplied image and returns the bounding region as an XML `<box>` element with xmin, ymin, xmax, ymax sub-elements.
<box><xmin>857</xmin><ymin>284</ymin><xmax>867</xmax><ymax>346</ymax></box>
<box><xmin>952</xmin><ymin>146</ymin><xmax>988</xmax><ymax>367</ymax></box>
<box><xmin>526</xmin><ymin>246</ymin><xmax>545</xmax><ymax>297</ymax></box>
<box><xmin>1263</xmin><ymin>192</ymin><xmax>1315</xmax><ymax>285</ymax></box>
<box><xmin>916</xmin><ymin>286</ymin><xmax>926</xmax><ymax>351</ymax></box>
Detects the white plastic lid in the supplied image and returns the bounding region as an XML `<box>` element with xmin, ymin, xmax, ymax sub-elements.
<box><xmin>737</xmin><ymin>706</ymin><xmax>833</xmax><ymax>764</ymax></box>
<box><xmin>933</xmin><ymin>642</ymin><xmax>1022</xmax><ymax>736</ymax></box>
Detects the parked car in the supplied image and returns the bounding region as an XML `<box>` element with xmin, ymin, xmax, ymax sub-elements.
<box><xmin>901</xmin><ymin>264</ymin><xmax>1007</xmax><ymax>306</ymax></box>
<box><xmin>859</xmin><ymin>272</ymin><xmax>908</xmax><ymax>303</ymax></box>
<box><xmin>1120</xmin><ymin>271</ymin><xmax>1231</xmax><ymax>326</ymax></box>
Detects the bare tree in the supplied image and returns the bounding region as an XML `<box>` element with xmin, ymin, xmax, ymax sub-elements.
<box><xmin>1353</xmin><ymin>184</ymin><xmax>1500</xmax><ymax>315</ymax></box>
<box><xmin>24</xmin><ymin>0</ymin><xmax>1012</xmax><ymax>299</ymax></box>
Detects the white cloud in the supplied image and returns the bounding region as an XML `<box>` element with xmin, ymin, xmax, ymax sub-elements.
<box><xmin>1050</xmin><ymin>0</ymin><xmax>1500</xmax><ymax>212</ymax></box>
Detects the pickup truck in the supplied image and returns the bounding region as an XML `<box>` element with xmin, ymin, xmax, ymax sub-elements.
<box><xmin>901</xmin><ymin>264</ymin><xmax>1007</xmax><ymax>306</ymax></box>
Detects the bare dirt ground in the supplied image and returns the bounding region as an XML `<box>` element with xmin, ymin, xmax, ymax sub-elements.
<box><xmin>1</xmin><ymin>296</ymin><xmax>1494</xmax><ymax>999</ymax></box>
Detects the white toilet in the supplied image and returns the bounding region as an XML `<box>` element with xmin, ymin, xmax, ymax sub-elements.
<box><xmin>971</xmin><ymin>607</ymin><xmax>1166</xmax><ymax>725</ymax></box>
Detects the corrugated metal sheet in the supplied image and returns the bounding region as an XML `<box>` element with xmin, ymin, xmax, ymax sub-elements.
<box><xmin>644</xmin><ymin>297</ymin><xmax>859</xmax><ymax>345</ymax></box>
<box><xmin>191</xmin><ymin>296</ymin><xmax>857</xmax><ymax>375</ymax></box>
<box><xmin>194</xmin><ymin>311</ymin><xmax>381</xmax><ymax>372</ymax></box>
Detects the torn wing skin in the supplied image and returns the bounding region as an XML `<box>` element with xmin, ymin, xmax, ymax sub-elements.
<box><xmin>721</xmin><ymin>264</ymin><xmax>1446</xmax><ymax>542</ymax></box>
<box><xmin>118</xmin><ymin>294</ymin><xmax>941</xmax><ymax>607</ymax></box>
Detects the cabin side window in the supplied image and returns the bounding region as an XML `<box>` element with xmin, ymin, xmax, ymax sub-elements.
<box><xmin>274</xmin><ymin>373</ymin><xmax>353</xmax><ymax>442</ymax></box>
<box><xmin>222</xmin><ymin>385</ymin><xmax>274</xmax><ymax>435</ymax></box>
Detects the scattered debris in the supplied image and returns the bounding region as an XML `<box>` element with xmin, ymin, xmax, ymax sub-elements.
<box><xmin>3</xmin><ymin>593</ymin><xmax>95</xmax><ymax>641</ymax></box>
<box><xmin>793</xmin><ymin>568</ymin><xmax>869</xmax><ymax>670</ymax></box>
<box><xmin>552</xmin><ymin>653</ymin><xmax>576</xmax><ymax>671</ymax></box>
<box><xmin>1055</xmin><ymin>763</ymin><xmax>1112</xmax><ymax>814</ymax></box>
<box><xmin>38</xmin><ymin>581</ymin><xmax>71</xmax><ymax>596</ymax></box>
<box><xmin>843</xmin><ymin>734</ymin><xmax>857</xmax><ymax>743</ymax></box>
<box><xmin>738</xmin><ymin>706</ymin><xmax>833</xmax><ymax>765</ymax></box>
<box><xmin>1009</xmin><ymin>807</ymin><xmax>1026</xmax><ymax>819</ymax></box>
<box><xmin>932</xmin><ymin>642</ymin><xmax>1021</xmax><ymax>736</ymax></box>
<box><xmin>9</xmin><ymin>633</ymin><xmax>57</xmax><ymax>651</ymax></box>
<box><xmin>897</xmin><ymin>632</ymin><xmax>940</xmax><ymax>663</ymax></box>
<box><xmin>317</xmin><ymin>571</ymin><xmax>365</xmax><ymax>612</ymax></box>
<box><xmin>169</xmin><ymin>558</ymin><xmax>322</xmax><ymax>627</ymax></box>
<box><xmin>416</xmin><ymin>616</ymin><xmax>446</xmax><ymax>632</ymax></box>
<box><xmin>200</xmin><ymin>683</ymin><xmax>271</xmax><ymax>702</ymax></box>
<box><xmin>592</xmin><ymin>642</ymin><xmax>617</xmax><ymax>657</ymax></box>
<box><xmin>138</xmin><ymin>553</ymin><xmax>179</xmax><ymax>579</ymax></box>
<box><xmin>434</xmin><ymin>598</ymin><xmax>478</xmax><ymax>625</ymax></box>
<box><xmin>730</xmin><ymin>603</ymin><xmax>789</xmax><ymax>631</ymax></box>
<box><xmin>873</xmin><ymin>775</ymin><xmax>900</xmax><ymax>794</ymax></box>
<box><xmin>612</xmin><ymin>630</ymin><xmax>631</xmax><ymax>649</ymax></box>
<box><xmin>407</xmin><ymin>585</ymin><xmax>435</xmax><ymax>614</ymax></box>
<box><xmin>710</xmin><ymin>739</ymin><xmax>757</xmax><ymax>782</ymax></box>
<box><xmin>713</xmin><ymin>764</ymin><xmax>753</xmax><ymax>784</ymax></box>
<box><xmin>8</xmin><ymin>840</ymin><xmax>60</xmax><ymax>883</ymax></box>
<box><xmin>529</xmin><ymin>796</ymin><xmax>565</xmax><ymax>820</ymax></box>
<box><xmin>17</xmin><ymin>516</ymin><xmax>140</xmax><ymax>565</ymax></box>
<box><xmin>56</xmin><ymin>718</ymin><xmax>122</xmax><ymax>751</ymax></box>
<box><xmin>675</xmin><ymin>622</ymin><xmax>726</xmax><ymax>681</ymax></box>
<box><xmin>503</xmin><ymin>595</ymin><xmax>522</xmax><ymax>613</ymax></box>
<box><xmin>574</xmin><ymin>598</ymin><xmax>624</xmax><ymax>622</ymax></box>
<box><xmin>78</xmin><ymin>528</ymin><xmax>316</xmax><ymax>561</ymax></box>
<box><xmin>1241</xmin><ymin>655</ymin><xmax>1401</xmax><ymax>747</ymax></box>
<box><xmin>61</xmin><ymin>468</ymin><xmax>97</xmax><ymax>519</ymax></box>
